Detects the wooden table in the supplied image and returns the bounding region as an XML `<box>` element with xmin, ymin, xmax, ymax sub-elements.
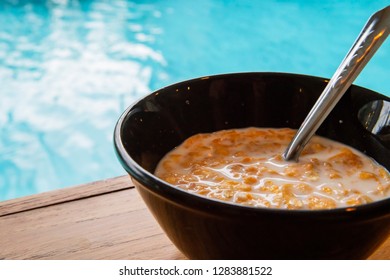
<box><xmin>0</xmin><ymin>176</ymin><xmax>389</xmax><ymax>260</ymax></box>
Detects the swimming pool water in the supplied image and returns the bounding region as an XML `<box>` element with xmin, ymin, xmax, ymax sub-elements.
<box><xmin>1</xmin><ymin>0</ymin><xmax>390</xmax><ymax>200</ymax></box>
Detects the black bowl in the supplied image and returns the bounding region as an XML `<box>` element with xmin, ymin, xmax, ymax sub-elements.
<box><xmin>114</xmin><ymin>72</ymin><xmax>390</xmax><ymax>259</ymax></box>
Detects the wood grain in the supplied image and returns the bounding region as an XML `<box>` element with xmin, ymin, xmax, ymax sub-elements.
<box><xmin>0</xmin><ymin>175</ymin><xmax>132</xmax><ymax>217</ymax></box>
<box><xmin>0</xmin><ymin>186</ymin><xmax>184</xmax><ymax>260</ymax></box>
<box><xmin>370</xmin><ymin>236</ymin><xmax>390</xmax><ymax>259</ymax></box>
<box><xmin>0</xmin><ymin>176</ymin><xmax>388</xmax><ymax>260</ymax></box>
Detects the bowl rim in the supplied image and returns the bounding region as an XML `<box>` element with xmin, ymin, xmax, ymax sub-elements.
<box><xmin>114</xmin><ymin>71</ymin><xmax>390</xmax><ymax>219</ymax></box>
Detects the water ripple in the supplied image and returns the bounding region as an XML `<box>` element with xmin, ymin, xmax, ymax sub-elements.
<box><xmin>1</xmin><ymin>0</ymin><xmax>389</xmax><ymax>200</ymax></box>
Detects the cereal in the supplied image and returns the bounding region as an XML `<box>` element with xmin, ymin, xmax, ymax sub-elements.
<box><xmin>154</xmin><ymin>128</ymin><xmax>390</xmax><ymax>210</ymax></box>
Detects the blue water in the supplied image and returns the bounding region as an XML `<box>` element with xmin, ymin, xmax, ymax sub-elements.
<box><xmin>1</xmin><ymin>0</ymin><xmax>390</xmax><ymax>201</ymax></box>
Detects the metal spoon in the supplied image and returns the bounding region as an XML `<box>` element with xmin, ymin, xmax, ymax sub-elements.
<box><xmin>358</xmin><ymin>99</ymin><xmax>390</xmax><ymax>148</ymax></box>
<box><xmin>283</xmin><ymin>5</ymin><xmax>390</xmax><ymax>161</ymax></box>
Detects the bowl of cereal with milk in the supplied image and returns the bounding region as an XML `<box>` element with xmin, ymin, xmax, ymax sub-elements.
<box><xmin>114</xmin><ymin>72</ymin><xmax>390</xmax><ymax>259</ymax></box>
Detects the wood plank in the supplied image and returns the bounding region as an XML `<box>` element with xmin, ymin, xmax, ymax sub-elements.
<box><xmin>0</xmin><ymin>177</ymin><xmax>388</xmax><ymax>260</ymax></box>
<box><xmin>0</xmin><ymin>187</ymin><xmax>185</xmax><ymax>260</ymax></box>
<box><xmin>369</xmin><ymin>236</ymin><xmax>390</xmax><ymax>260</ymax></box>
<box><xmin>0</xmin><ymin>175</ymin><xmax>133</xmax><ymax>217</ymax></box>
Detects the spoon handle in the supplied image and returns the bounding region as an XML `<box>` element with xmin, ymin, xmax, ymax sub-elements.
<box><xmin>283</xmin><ymin>5</ymin><xmax>390</xmax><ymax>161</ymax></box>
